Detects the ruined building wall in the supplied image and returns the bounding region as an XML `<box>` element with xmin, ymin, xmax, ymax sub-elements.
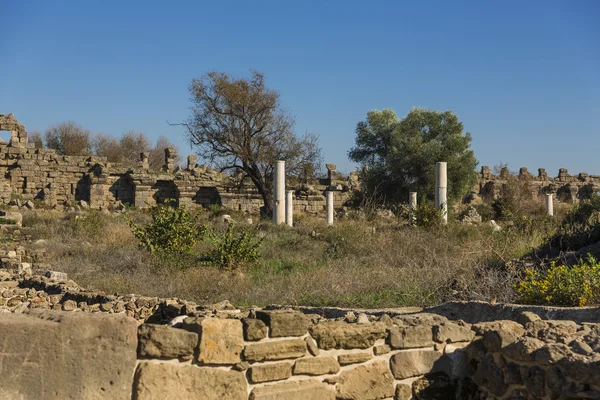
<box><xmin>476</xmin><ymin>166</ymin><xmax>600</xmax><ymax>203</ymax></box>
<box><xmin>0</xmin><ymin>114</ymin><xmax>350</xmax><ymax>213</ymax></box>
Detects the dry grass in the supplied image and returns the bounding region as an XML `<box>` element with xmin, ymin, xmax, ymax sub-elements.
<box><xmin>15</xmin><ymin>203</ymin><xmax>565</xmax><ymax>308</ymax></box>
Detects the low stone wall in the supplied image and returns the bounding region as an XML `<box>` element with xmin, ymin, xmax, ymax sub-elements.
<box><xmin>1</xmin><ymin>268</ymin><xmax>600</xmax><ymax>399</ymax></box>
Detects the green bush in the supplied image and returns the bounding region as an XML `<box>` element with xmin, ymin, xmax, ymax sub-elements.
<box><xmin>545</xmin><ymin>195</ymin><xmax>600</xmax><ymax>252</ymax></box>
<box><xmin>68</xmin><ymin>211</ymin><xmax>106</xmax><ymax>236</ymax></box>
<box><xmin>126</xmin><ymin>201</ymin><xmax>206</xmax><ymax>254</ymax></box>
<box><xmin>204</xmin><ymin>224</ymin><xmax>263</xmax><ymax>270</ymax></box>
<box><xmin>414</xmin><ymin>199</ymin><xmax>442</xmax><ymax>228</ymax></box>
<box><xmin>516</xmin><ymin>255</ymin><xmax>600</xmax><ymax>307</ymax></box>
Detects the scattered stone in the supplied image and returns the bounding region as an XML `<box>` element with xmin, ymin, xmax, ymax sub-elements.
<box><xmin>62</xmin><ymin>299</ymin><xmax>77</xmax><ymax>311</ymax></box>
<box><xmin>517</xmin><ymin>311</ymin><xmax>541</xmax><ymax>326</ymax></box>
<box><xmin>344</xmin><ymin>311</ymin><xmax>356</xmax><ymax>323</ymax></box>
<box><xmin>356</xmin><ymin>312</ymin><xmax>369</xmax><ymax>324</ymax></box>
<box><xmin>461</xmin><ymin>206</ymin><xmax>482</xmax><ymax>225</ymax></box>
<box><xmin>378</xmin><ymin>313</ymin><xmax>393</xmax><ymax>327</ymax></box>
<box><xmin>305</xmin><ymin>335</ymin><xmax>320</xmax><ymax>356</ymax></box>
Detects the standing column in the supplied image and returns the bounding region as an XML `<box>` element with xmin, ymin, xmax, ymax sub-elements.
<box><xmin>545</xmin><ymin>193</ymin><xmax>554</xmax><ymax>217</ymax></box>
<box><xmin>409</xmin><ymin>192</ymin><xmax>417</xmax><ymax>226</ymax></box>
<box><xmin>273</xmin><ymin>160</ymin><xmax>285</xmax><ymax>224</ymax></box>
<box><xmin>285</xmin><ymin>190</ymin><xmax>294</xmax><ymax>227</ymax></box>
<box><xmin>326</xmin><ymin>191</ymin><xmax>334</xmax><ymax>226</ymax></box>
<box><xmin>435</xmin><ymin>162</ymin><xmax>448</xmax><ymax>225</ymax></box>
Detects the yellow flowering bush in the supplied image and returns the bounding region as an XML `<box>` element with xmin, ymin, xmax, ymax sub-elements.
<box><xmin>516</xmin><ymin>255</ymin><xmax>600</xmax><ymax>307</ymax></box>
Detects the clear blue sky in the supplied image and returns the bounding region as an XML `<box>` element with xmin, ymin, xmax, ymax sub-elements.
<box><xmin>1</xmin><ymin>1</ymin><xmax>598</xmax><ymax>175</ymax></box>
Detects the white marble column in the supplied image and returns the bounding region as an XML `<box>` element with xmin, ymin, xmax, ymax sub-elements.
<box><xmin>285</xmin><ymin>190</ymin><xmax>294</xmax><ymax>227</ymax></box>
<box><xmin>273</xmin><ymin>160</ymin><xmax>285</xmax><ymax>224</ymax></box>
<box><xmin>326</xmin><ymin>191</ymin><xmax>334</xmax><ymax>226</ymax></box>
<box><xmin>409</xmin><ymin>192</ymin><xmax>417</xmax><ymax>226</ymax></box>
<box><xmin>545</xmin><ymin>193</ymin><xmax>554</xmax><ymax>217</ymax></box>
<box><xmin>435</xmin><ymin>162</ymin><xmax>448</xmax><ymax>225</ymax></box>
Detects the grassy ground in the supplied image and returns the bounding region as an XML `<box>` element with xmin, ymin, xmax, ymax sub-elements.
<box><xmin>14</xmin><ymin>202</ymin><xmax>570</xmax><ymax>309</ymax></box>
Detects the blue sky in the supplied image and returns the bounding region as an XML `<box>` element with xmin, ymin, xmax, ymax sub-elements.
<box><xmin>1</xmin><ymin>1</ymin><xmax>598</xmax><ymax>175</ymax></box>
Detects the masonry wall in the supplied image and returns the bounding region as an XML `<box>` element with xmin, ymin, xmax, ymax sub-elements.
<box><xmin>1</xmin><ymin>268</ymin><xmax>600</xmax><ymax>399</ymax></box>
<box><xmin>0</xmin><ymin>114</ymin><xmax>351</xmax><ymax>214</ymax></box>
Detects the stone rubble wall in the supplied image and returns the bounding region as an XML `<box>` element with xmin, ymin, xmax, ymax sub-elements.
<box><xmin>1</xmin><ymin>267</ymin><xmax>600</xmax><ymax>399</ymax></box>
<box><xmin>0</xmin><ymin>114</ymin><xmax>350</xmax><ymax>214</ymax></box>
<box><xmin>477</xmin><ymin>165</ymin><xmax>600</xmax><ymax>203</ymax></box>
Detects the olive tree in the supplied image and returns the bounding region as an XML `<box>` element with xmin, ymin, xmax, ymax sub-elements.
<box><xmin>349</xmin><ymin>108</ymin><xmax>478</xmax><ymax>205</ymax></box>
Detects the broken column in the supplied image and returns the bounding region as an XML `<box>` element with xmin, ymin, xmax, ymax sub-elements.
<box><xmin>187</xmin><ymin>155</ymin><xmax>197</xmax><ymax>171</ymax></box>
<box><xmin>409</xmin><ymin>192</ymin><xmax>417</xmax><ymax>226</ymax></box>
<box><xmin>285</xmin><ymin>190</ymin><xmax>293</xmax><ymax>227</ymax></box>
<box><xmin>326</xmin><ymin>191</ymin><xmax>334</xmax><ymax>226</ymax></box>
<box><xmin>273</xmin><ymin>160</ymin><xmax>285</xmax><ymax>225</ymax></box>
<box><xmin>164</xmin><ymin>148</ymin><xmax>176</xmax><ymax>173</ymax></box>
<box><xmin>435</xmin><ymin>162</ymin><xmax>448</xmax><ymax>225</ymax></box>
<box><xmin>326</xmin><ymin>164</ymin><xmax>337</xmax><ymax>186</ymax></box>
<box><xmin>545</xmin><ymin>193</ymin><xmax>554</xmax><ymax>217</ymax></box>
<box><xmin>140</xmin><ymin>152</ymin><xmax>149</xmax><ymax>171</ymax></box>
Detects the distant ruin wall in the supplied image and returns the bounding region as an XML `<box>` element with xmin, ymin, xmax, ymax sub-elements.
<box><xmin>476</xmin><ymin>166</ymin><xmax>600</xmax><ymax>203</ymax></box>
<box><xmin>0</xmin><ymin>114</ymin><xmax>351</xmax><ymax>213</ymax></box>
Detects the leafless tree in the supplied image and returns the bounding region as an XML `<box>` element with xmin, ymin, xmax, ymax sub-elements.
<box><xmin>45</xmin><ymin>121</ymin><xmax>91</xmax><ymax>156</ymax></box>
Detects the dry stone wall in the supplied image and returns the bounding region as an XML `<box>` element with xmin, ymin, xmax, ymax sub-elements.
<box><xmin>1</xmin><ymin>267</ymin><xmax>600</xmax><ymax>399</ymax></box>
<box><xmin>0</xmin><ymin>114</ymin><xmax>350</xmax><ymax>214</ymax></box>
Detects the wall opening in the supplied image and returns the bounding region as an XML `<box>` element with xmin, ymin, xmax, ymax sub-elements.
<box><xmin>153</xmin><ymin>180</ymin><xmax>179</xmax><ymax>205</ymax></box>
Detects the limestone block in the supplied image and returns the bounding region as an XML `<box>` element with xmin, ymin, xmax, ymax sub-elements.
<box><xmin>243</xmin><ymin>338</ymin><xmax>306</xmax><ymax>362</ymax></box>
<box><xmin>473</xmin><ymin>353</ymin><xmax>508</xmax><ymax>397</ymax></box>
<box><xmin>337</xmin><ymin>360</ymin><xmax>395</xmax><ymax>400</ymax></box>
<box><xmin>242</xmin><ymin>317</ymin><xmax>268</xmax><ymax>341</ymax></box>
<box><xmin>388</xmin><ymin>325</ymin><xmax>433</xmax><ymax>349</ymax></box>
<box><xmin>182</xmin><ymin>317</ymin><xmax>243</xmax><ymax>364</ymax></box>
<box><xmin>338</xmin><ymin>352</ymin><xmax>373</xmax><ymax>366</ymax></box>
<box><xmin>0</xmin><ymin>310</ymin><xmax>137</xmax><ymax>400</ymax></box>
<box><xmin>389</xmin><ymin>349</ymin><xmax>442</xmax><ymax>379</ymax></box>
<box><xmin>293</xmin><ymin>356</ymin><xmax>340</xmax><ymax>375</ymax></box>
<box><xmin>134</xmin><ymin>361</ymin><xmax>247</xmax><ymax>400</ymax></box>
<box><xmin>308</xmin><ymin>321</ymin><xmax>387</xmax><ymax>350</ymax></box>
<box><xmin>432</xmin><ymin>322</ymin><xmax>475</xmax><ymax>343</ymax></box>
<box><xmin>256</xmin><ymin>309</ymin><xmax>309</xmax><ymax>337</ymax></box>
<box><xmin>248</xmin><ymin>361</ymin><xmax>293</xmax><ymax>383</ymax></box>
<box><xmin>395</xmin><ymin>382</ymin><xmax>412</xmax><ymax>400</ymax></box>
<box><xmin>249</xmin><ymin>379</ymin><xmax>335</xmax><ymax>400</ymax></box>
<box><xmin>138</xmin><ymin>323</ymin><xmax>198</xmax><ymax>360</ymax></box>
<box><xmin>502</xmin><ymin>337</ymin><xmax>546</xmax><ymax>362</ymax></box>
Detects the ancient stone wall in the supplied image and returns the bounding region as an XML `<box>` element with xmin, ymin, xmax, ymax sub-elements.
<box><xmin>1</xmin><ymin>267</ymin><xmax>599</xmax><ymax>399</ymax></box>
<box><xmin>476</xmin><ymin>165</ymin><xmax>600</xmax><ymax>203</ymax></box>
<box><xmin>0</xmin><ymin>114</ymin><xmax>350</xmax><ymax>213</ymax></box>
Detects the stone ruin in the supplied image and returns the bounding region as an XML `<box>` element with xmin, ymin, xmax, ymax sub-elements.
<box><xmin>476</xmin><ymin>165</ymin><xmax>600</xmax><ymax>203</ymax></box>
<box><xmin>0</xmin><ymin>114</ymin><xmax>351</xmax><ymax>213</ymax></box>
<box><xmin>1</xmin><ymin>264</ymin><xmax>600</xmax><ymax>399</ymax></box>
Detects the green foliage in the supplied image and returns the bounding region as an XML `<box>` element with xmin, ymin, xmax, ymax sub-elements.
<box><xmin>546</xmin><ymin>195</ymin><xmax>600</xmax><ymax>252</ymax></box>
<box><xmin>68</xmin><ymin>211</ymin><xmax>106</xmax><ymax>236</ymax></box>
<box><xmin>204</xmin><ymin>224</ymin><xmax>263</xmax><ymax>270</ymax></box>
<box><xmin>0</xmin><ymin>218</ymin><xmax>17</xmax><ymax>225</ymax></box>
<box><xmin>414</xmin><ymin>199</ymin><xmax>443</xmax><ymax>228</ymax></box>
<box><xmin>126</xmin><ymin>201</ymin><xmax>205</xmax><ymax>254</ymax></box>
<box><xmin>516</xmin><ymin>255</ymin><xmax>600</xmax><ymax>306</ymax></box>
<box><xmin>349</xmin><ymin>108</ymin><xmax>478</xmax><ymax>206</ymax></box>
<box><xmin>472</xmin><ymin>203</ymin><xmax>495</xmax><ymax>222</ymax></box>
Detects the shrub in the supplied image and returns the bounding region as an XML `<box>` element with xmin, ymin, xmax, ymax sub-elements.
<box><xmin>68</xmin><ymin>211</ymin><xmax>106</xmax><ymax>236</ymax></box>
<box><xmin>126</xmin><ymin>202</ymin><xmax>205</xmax><ymax>254</ymax></box>
<box><xmin>414</xmin><ymin>199</ymin><xmax>442</xmax><ymax>228</ymax></box>
<box><xmin>515</xmin><ymin>255</ymin><xmax>600</xmax><ymax>306</ymax></box>
<box><xmin>204</xmin><ymin>224</ymin><xmax>263</xmax><ymax>270</ymax></box>
<box><xmin>545</xmin><ymin>195</ymin><xmax>600</xmax><ymax>252</ymax></box>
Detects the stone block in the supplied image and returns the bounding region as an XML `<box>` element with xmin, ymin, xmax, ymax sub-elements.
<box><xmin>242</xmin><ymin>317</ymin><xmax>267</xmax><ymax>341</ymax></box>
<box><xmin>308</xmin><ymin>321</ymin><xmax>387</xmax><ymax>350</ymax></box>
<box><xmin>249</xmin><ymin>379</ymin><xmax>335</xmax><ymax>400</ymax></box>
<box><xmin>0</xmin><ymin>310</ymin><xmax>137</xmax><ymax>400</ymax></box>
<box><xmin>338</xmin><ymin>352</ymin><xmax>373</xmax><ymax>366</ymax></box>
<box><xmin>293</xmin><ymin>356</ymin><xmax>340</xmax><ymax>375</ymax></box>
<box><xmin>388</xmin><ymin>325</ymin><xmax>433</xmax><ymax>349</ymax></box>
<box><xmin>256</xmin><ymin>309</ymin><xmax>309</xmax><ymax>337</ymax></box>
<box><xmin>134</xmin><ymin>361</ymin><xmax>247</xmax><ymax>400</ymax></box>
<box><xmin>182</xmin><ymin>317</ymin><xmax>243</xmax><ymax>364</ymax></box>
<box><xmin>248</xmin><ymin>361</ymin><xmax>293</xmax><ymax>383</ymax></box>
<box><xmin>337</xmin><ymin>360</ymin><xmax>395</xmax><ymax>400</ymax></box>
<box><xmin>244</xmin><ymin>338</ymin><xmax>307</xmax><ymax>362</ymax></box>
<box><xmin>389</xmin><ymin>349</ymin><xmax>442</xmax><ymax>379</ymax></box>
<box><xmin>432</xmin><ymin>322</ymin><xmax>474</xmax><ymax>343</ymax></box>
<box><xmin>138</xmin><ymin>323</ymin><xmax>198</xmax><ymax>360</ymax></box>
<box><xmin>395</xmin><ymin>383</ymin><xmax>412</xmax><ymax>400</ymax></box>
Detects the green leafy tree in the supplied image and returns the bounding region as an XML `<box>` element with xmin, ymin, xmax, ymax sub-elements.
<box><xmin>349</xmin><ymin>108</ymin><xmax>478</xmax><ymax>205</ymax></box>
